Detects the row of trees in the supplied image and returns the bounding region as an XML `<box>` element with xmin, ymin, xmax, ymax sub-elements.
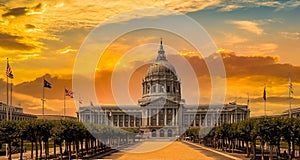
<box><xmin>0</xmin><ymin>120</ymin><xmax>138</xmax><ymax>160</ymax></box>
<box><xmin>185</xmin><ymin>117</ymin><xmax>300</xmax><ymax>160</ymax></box>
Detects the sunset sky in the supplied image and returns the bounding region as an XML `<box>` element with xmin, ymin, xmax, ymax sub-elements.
<box><xmin>0</xmin><ymin>0</ymin><xmax>299</xmax><ymax>117</ymax></box>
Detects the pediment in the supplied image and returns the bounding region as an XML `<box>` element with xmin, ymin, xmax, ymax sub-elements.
<box><xmin>141</xmin><ymin>97</ymin><xmax>180</xmax><ymax>107</ymax></box>
<box><xmin>227</xmin><ymin>107</ymin><xmax>247</xmax><ymax>112</ymax></box>
<box><xmin>79</xmin><ymin>108</ymin><xmax>93</xmax><ymax>113</ymax></box>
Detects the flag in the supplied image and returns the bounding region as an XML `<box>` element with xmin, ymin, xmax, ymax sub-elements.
<box><xmin>44</xmin><ymin>80</ymin><xmax>52</xmax><ymax>88</ymax></box>
<box><xmin>90</xmin><ymin>101</ymin><xmax>94</xmax><ymax>107</ymax></box>
<box><xmin>289</xmin><ymin>78</ymin><xmax>294</xmax><ymax>95</ymax></box>
<box><xmin>263</xmin><ymin>87</ymin><xmax>266</xmax><ymax>101</ymax></box>
<box><xmin>247</xmin><ymin>94</ymin><xmax>250</xmax><ymax>105</ymax></box>
<box><xmin>6</xmin><ymin>61</ymin><xmax>13</xmax><ymax>79</ymax></box>
<box><xmin>65</xmin><ymin>89</ymin><xmax>73</xmax><ymax>98</ymax></box>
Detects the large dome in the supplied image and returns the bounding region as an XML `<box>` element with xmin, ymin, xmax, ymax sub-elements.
<box><xmin>146</xmin><ymin>60</ymin><xmax>177</xmax><ymax>78</ymax></box>
<box><xmin>139</xmin><ymin>39</ymin><xmax>182</xmax><ymax>104</ymax></box>
<box><xmin>145</xmin><ymin>39</ymin><xmax>177</xmax><ymax>78</ymax></box>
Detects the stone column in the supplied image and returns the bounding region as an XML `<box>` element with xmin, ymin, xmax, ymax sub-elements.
<box><xmin>117</xmin><ymin>114</ymin><xmax>119</xmax><ymax>127</ymax></box>
<box><xmin>123</xmin><ymin>114</ymin><xmax>125</xmax><ymax>127</ymax></box>
<box><xmin>128</xmin><ymin>115</ymin><xmax>130</xmax><ymax>127</ymax></box>
<box><xmin>172</xmin><ymin>108</ymin><xmax>175</xmax><ymax>126</ymax></box>
<box><xmin>174</xmin><ymin>108</ymin><xmax>178</xmax><ymax>126</ymax></box>
<box><xmin>193</xmin><ymin>114</ymin><xmax>196</xmax><ymax>127</ymax></box>
<box><xmin>110</xmin><ymin>114</ymin><xmax>113</xmax><ymax>126</ymax></box>
<box><xmin>156</xmin><ymin>109</ymin><xmax>159</xmax><ymax>126</ymax></box>
<box><xmin>148</xmin><ymin>109</ymin><xmax>151</xmax><ymax>126</ymax></box>
<box><xmin>134</xmin><ymin>114</ymin><xmax>136</xmax><ymax>127</ymax></box>
<box><xmin>164</xmin><ymin>108</ymin><xmax>167</xmax><ymax>126</ymax></box>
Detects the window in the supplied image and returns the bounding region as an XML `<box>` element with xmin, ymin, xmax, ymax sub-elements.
<box><xmin>152</xmin><ymin>85</ymin><xmax>156</xmax><ymax>93</ymax></box>
<box><xmin>147</xmin><ymin>86</ymin><xmax>150</xmax><ymax>93</ymax></box>
<box><xmin>159</xmin><ymin>85</ymin><xmax>164</xmax><ymax>92</ymax></box>
<box><xmin>167</xmin><ymin>86</ymin><xmax>170</xmax><ymax>93</ymax></box>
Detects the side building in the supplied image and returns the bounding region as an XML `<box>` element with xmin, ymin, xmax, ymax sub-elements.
<box><xmin>281</xmin><ymin>108</ymin><xmax>300</xmax><ymax>117</ymax></box>
<box><xmin>0</xmin><ymin>102</ymin><xmax>37</xmax><ymax>121</ymax></box>
<box><xmin>78</xmin><ymin>40</ymin><xmax>250</xmax><ymax>138</ymax></box>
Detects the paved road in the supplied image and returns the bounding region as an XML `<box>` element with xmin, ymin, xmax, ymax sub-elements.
<box><xmin>97</xmin><ymin>141</ymin><xmax>240</xmax><ymax>160</ymax></box>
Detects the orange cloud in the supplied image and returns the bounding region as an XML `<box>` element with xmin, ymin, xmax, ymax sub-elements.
<box><xmin>230</xmin><ymin>20</ymin><xmax>264</xmax><ymax>35</ymax></box>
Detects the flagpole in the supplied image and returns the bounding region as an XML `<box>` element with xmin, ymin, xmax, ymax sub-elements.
<box><xmin>264</xmin><ymin>98</ymin><xmax>266</xmax><ymax>118</ymax></box>
<box><xmin>64</xmin><ymin>88</ymin><xmax>66</xmax><ymax>120</ymax></box>
<box><xmin>42</xmin><ymin>77</ymin><xmax>45</xmax><ymax>120</ymax></box>
<box><xmin>264</xmin><ymin>85</ymin><xmax>267</xmax><ymax>118</ymax></box>
<box><xmin>6</xmin><ymin>58</ymin><xmax>9</xmax><ymax>121</ymax></box>
<box><xmin>10</xmin><ymin>80</ymin><xmax>12</xmax><ymax>120</ymax></box>
<box><xmin>289</xmin><ymin>77</ymin><xmax>292</xmax><ymax>118</ymax></box>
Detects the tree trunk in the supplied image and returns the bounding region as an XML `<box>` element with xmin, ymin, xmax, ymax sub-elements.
<box><xmin>8</xmin><ymin>142</ymin><xmax>12</xmax><ymax>160</ymax></box>
<box><xmin>44</xmin><ymin>141</ymin><xmax>48</xmax><ymax>159</ymax></box>
<box><xmin>298</xmin><ymin>145</ymin><xmax>300</xmax><ymax>160</ymax></box>
<box><xmin>269</xmin><ymin>145</ymin><xmax>273</xmax><ymax>160</ymax></box>
<box><xmin>292</xmin><ymin>140</ymin><xmax>295</xmax><ymax>158</ymax></box>
<box><xmin>59</xmin><ymin>143</ymin><xmax>63</xmax><ymax>159</ymax></box>
<box><xmin>35</xmin><ymin>139</ymin><xmax>38</xmax><ymax>160</ymax></box>
<box><xmin>20</xmin><ymin>139</ymin><xmax>23</xmax><ymax>160</ymax></box>
<box><xmin>288</xmin><ymin>141</ymin><xmax>291</xmax><ymax>159</ymax></box>
<box><xmin>246</xmin><ymin>141</ymin><xmax>250</xmax><ymax>157</ymax></box>
<box><xmin>81</xmin><ymin>140</ymin><xmax>84</xmax><ymax>156</ymax></box>
<box><xmin>261</xmin><ymin>141</ymin><xmax>265</xmax><ymax>160</ymax></box>
<box><xmin>54</xmin><ymin>141</ymin><xmax>56</xmax><ymax>157</ymax></box>
<box><xmin>68</xmin><ymin>142</ymin><xmax>72</xmax><ymax>160</ymax></box>
<box><xmin>73</xmin><ymin>141</ymin><xmax>75</xmax><ymax>154</ymax></box>
<box><xmin>39</xmin><ymin>139</ymin><xmax>42</xmax><ymax>159</ymax></box>
<box><xmin>31</xmin><ymin>141</ymin><xmax>33</xmax><ymax>159</ymax></box>
<box><xmin>232</xmin><ymin>140</ymin><xmax>234</xmax><ymax>153</ymax></box>
<box><xmin>76</xmin><ymin>140</ymin><xmax>79</xmax><ymax>159</ymax></box>
<box><xmin>276</xmin><ymin>142</ymin><xmax>280</xmax><ymax>158</ymax></box>
<box><xmin>251</xmin><ymin>141</ymin><xmax>256</xmax><ymax>159</ymax></box>
<box><xmin>221</xmin><ymin>139</ymin><xmax>224</xmax><ymax>151</ymax></box>
<box><xmin>85</xmin><ymin>139</ymin><xmax>88</xmax><ymax>155</ymax></box>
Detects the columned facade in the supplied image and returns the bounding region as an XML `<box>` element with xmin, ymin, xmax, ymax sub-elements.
<box><xmin>78</xmin><ymin>39</ymin><xmax>250</xmax><ymax>138</ymax></box>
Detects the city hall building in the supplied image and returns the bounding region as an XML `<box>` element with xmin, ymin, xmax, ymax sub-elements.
<box><xmin>78</xmin><ymin>40</ymin><xmax>250</xmax><ymax>138</ymax></box>
<box><xmin>0</xmin><ymin>101</ymin><xmax>37</xmax><ymax>121</ymax></box>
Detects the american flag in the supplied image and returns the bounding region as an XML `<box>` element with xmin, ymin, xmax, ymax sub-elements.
<box><xmin>65</xmin><ymin>89</ymin><xmax>73</xmax><ymax>98</ymax></box>
<box><xmin>6</xmin><ymin>61</ymin><xmax>13</xmax><ymax>79</ymax></box>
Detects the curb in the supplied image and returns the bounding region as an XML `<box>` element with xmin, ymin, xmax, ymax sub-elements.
<box><xmin>183</xmin><ymin>141</ymin><xmax>243</xmax><ymax>160</ymax></box>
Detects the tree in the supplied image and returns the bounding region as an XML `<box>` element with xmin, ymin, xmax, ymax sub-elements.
<box><xmin>267</xmin><ymin>118</ymin><xmax>283</xmax><ymax>160</ymax></box>
<box><xmin>282</xmin><ymin>118</ymin><xmax>297</xmax><ymax>159</ymax></box>
<box><xmin>17</xmin><ymin>121</ymin><xmax>30</xmax><ymax>160</ymax></box>
<box><xmin>0</xmin><ymin>121</ymin><xmax>18</xmax><ymax>160</ymax></box>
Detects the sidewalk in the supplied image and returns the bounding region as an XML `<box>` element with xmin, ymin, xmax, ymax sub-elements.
<box><xmin>183</xmin><ymin>141</ymin><xmax>250</xmax><ymax>160</ymax></box>
<box><xmin>1</xmin><ymin>146</ymin><xmax>61</xmax><ymax>160</ymax></box>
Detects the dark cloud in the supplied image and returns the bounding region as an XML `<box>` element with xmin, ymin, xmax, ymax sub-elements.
<box><xmin>25</xmin><ymin>24</ymin><xmax>36</xmax><ymax>29</ymax></box>
<box><xmin>220</xmin><ymin>52</ymin><xmax>300</xmax><ymax>80</ymax></box>
<box><xmin>0</xmin><ymin>32</ymin><xmax>36</xmax><ymax>50</ymax></box>
<box><xmin>250</xmin><ymin>96</ymin><xmax>300</xmax><ymax>104</ymax></box>
<box><xmin>181</xmin><ymin>52</ymin><xmax>300</xmax><ymax>82</ymax></box>
<box><xmin>2</xmin><ymin>6</ymin><xmax>27</xmax><ymax>17</ymax></box>
<box><xmin>14</xmin><ymin>74</ymin><xmax>72</xmax><ymax>100</ymax></box>
<box><xmin>2</xmin><ymin>3</ymin><xmax>43</xmax><ymax>17</ymax></box>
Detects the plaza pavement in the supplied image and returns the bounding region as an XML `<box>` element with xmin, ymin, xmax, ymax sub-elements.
<box><xmin>98</xmin><ymin>141</ymin><xmax>242</xmax><ymax>160</ymax></box>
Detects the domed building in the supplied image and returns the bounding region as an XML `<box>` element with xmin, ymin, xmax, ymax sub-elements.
<box><xmin>139</xmin><ymin>40</ymin><xmax>182</xmax><ymax>104</ymax></box>
<box><xmin>78</xmin><ymin>39</ymin><xmax>250</xmax><ymax>138</ymax></box>
<box><xmin>138</xmin><ymin>39</ymin><xmax>185</xmax><ymax>137</ymax></box>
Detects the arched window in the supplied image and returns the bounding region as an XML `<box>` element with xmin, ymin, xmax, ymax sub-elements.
<box><xmin>168</xmin><ymin>129</ymin><xmax>172</xmax><ymax>137</ymax></box>
<box><xmin>160</xmin><ymin>129</ymin><xmax>165</xmax><ymax>137</ymax></box>
<box><xmin>152</xmin><ymin>129</ymin><xmax>156</xmax><ymax>137</ymax></box>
